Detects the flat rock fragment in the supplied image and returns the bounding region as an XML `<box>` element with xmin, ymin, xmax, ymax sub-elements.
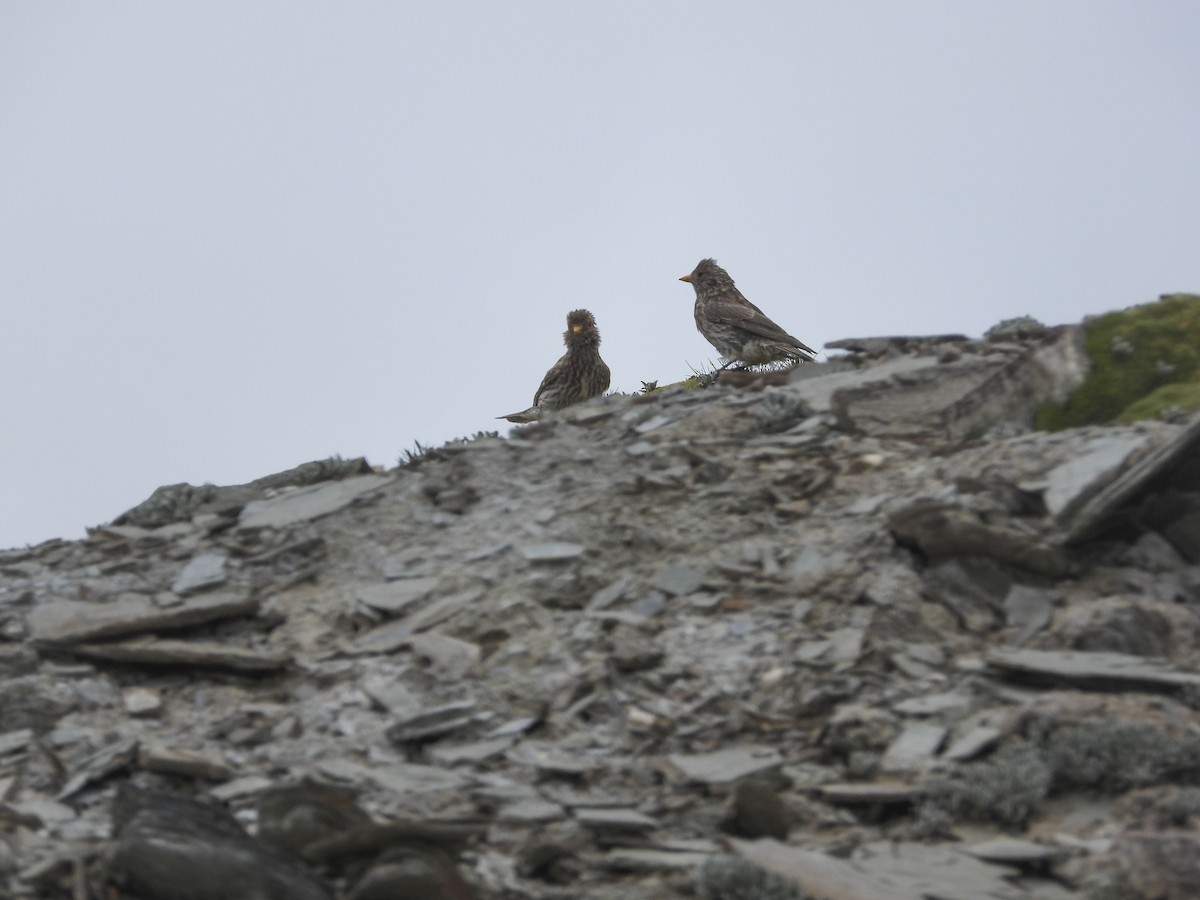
<box><xmin>171</xmin><ymin>553</ymin><xmax>228</xmax><ymax>595</ymax></box>
<box><xmin>29</xmin><ymin>592</ymin><xmax>258</xmax><ymax>645</ymax></box>
<box><xmin>986</xmin><ymin>648</ymin><xmax>1200</xmax><ymax>692</ymax></box>
<box><xmin>237</xmin><ymin>474</ymin><xmax>392</xmax><ymax>530</ymax></box>
<box><xmin>881</xmin><ymin>723</ymin><xmax>946</xmax><ymax>773</ymax></box>
<box><xmin>105</xmin><ymin>785</ymin><xmax>332</xmax><ymax>900</ymax></box>
<box><xmin>71</xmin><ymin>639</ymin><xmax>287</xmax><ymax>672</ymax></box>
<box><xmin>668</xmin><ymin>747</ymin><xmax>783</xmax><ymax>786</ymax></box>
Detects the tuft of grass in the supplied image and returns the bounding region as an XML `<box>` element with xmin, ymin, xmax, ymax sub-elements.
<box><xmin>918</xmin><ymin>743</ymin><xmax>1051</xmax><ymax>829</ymax></box>
<box><xmin>1114</xmin><ymin>380</ymin><xmax>1200</xmax><ymax>424</ymax></box>
<box><xmin>696</xmin><ymin>855</ymin><xmax>807</xmax><ymax>900</ymax></box>
<box><xmin>1042</xmin><ymin>719</ymin><xmax>1200</xmax><ymax>792</ymax></box>
<box><xmin>1035</xmin><ymin>294</ymin><xmax>1200</xmax><ymax>430</ymax></box>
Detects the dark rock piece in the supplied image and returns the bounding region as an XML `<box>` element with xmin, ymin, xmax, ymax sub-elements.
<box><xmin>71</xmin><ymin>638</ymin><xmax>288</xmax><ymax>672</ymax></box>
<box><xmin>0</xmin><ymin>675</ymin><xmax>76</xmax><ymax>732</ymax></box>
<box><xmin>890</xmin><ymin>504</ymin><xmax>1075</xmax><ymax>577</ymax></box>
<box><xmin>1060</xmin><ymin>599</ymin><xmax>1179</xmax><ymax>658</ymax></box>
<box><xmin>347</xmin><ymin>847</ymin><xmax>477</xmax><ymax>900</ymax></box>
<box><xmin>816</xmin><ymin>783</ymin><xmax>921</xmax><ymax>806</ymax></box>
<box><xmin>114</xmin><ymin>458</ymin><xmax>373</xmax><ymax>528</ymax></box>
<box><xmin>386</xmin><ymin>701</ymin><xmax>477</xmax><ymax>745</ymax></box>
<box><xmin>1065</xmin><ymin>414</ymin><xmax>1200</xmax><ymax>543</ymax></box>
<box><xmin>104</xmin><ymin>784</ymin><xmax>332</xmax><ymax>900</ymax></box>
<box><xmin>302</xmin><ymin>821</ymin><xmax>486</xmax><ymax>866</ymax></box>
<box><xmin>987</xmin><ymin>648</ymin><xmax>1200</xmax><ymax>693</ymax></box>
<box><xmin>721</xmin><ymin>779</ymin><xmax>791</xmax><ymax>840</ymax></box>
<box><xmin>924</xmin><ymin>559</ymin><xmax>1011</xmax><ymax>633</ymax></box>
<box><xmin>1113</xmin><ymin>830</ymin><xmax>1200</xmax><ymax>900</ymax></box>
<box><xmin>58</xmin><ymin>737</ymin><xmax>139</xmax><ymax>799</ymax></box>
<box><xmin>257</xmin><ymin>780</ymin><xmax>372</xmax><ymax>857</ymax></box>
<box><xmin>574</xmin><ymin>807</ymin><xmax>657</xmax><ymax>833</ymax></box>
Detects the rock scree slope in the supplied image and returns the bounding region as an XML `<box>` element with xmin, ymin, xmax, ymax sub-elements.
<box><xmin>4</xmin><ymin>298</ymin><xmax>1200</xmax><ymax>899</ymax></box>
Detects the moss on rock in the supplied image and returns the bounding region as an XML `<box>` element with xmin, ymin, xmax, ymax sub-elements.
<box><xmin>1035</xmin><ymin>293</ymin><xmax>1200</xmax><ymax>430</ymax></box>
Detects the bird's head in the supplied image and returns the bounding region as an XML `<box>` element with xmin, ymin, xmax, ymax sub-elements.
<box><xmin>678</xmin><ymin>258</ymin><xmax>731</xmax><ymax>292</ymax></box>
<box><xmin>564</xmin><ymin>308</ymin><xmax>601</xmax><ymax>346</ymax></box>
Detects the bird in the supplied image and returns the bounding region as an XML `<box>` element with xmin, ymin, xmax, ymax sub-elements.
<box><xmin>498</xmin><ymin>309</ymin><xmax>611</xmax><ymax>423</ymax></box>
<box><xmin>679</xmin><ymin>258</ymin><xmax>816</xmax><ymax>368</ymax></box>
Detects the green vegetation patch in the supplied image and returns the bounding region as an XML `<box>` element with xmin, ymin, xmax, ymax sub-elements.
<box><xmin>1035</xmin><ymin>293</ymin><xmax>1200</xmax><ymax>430</ymax></box>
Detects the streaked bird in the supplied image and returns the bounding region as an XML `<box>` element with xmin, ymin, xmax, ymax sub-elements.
<box><xmin>499</xmin><ymin>309</ymin><xmax>611</xmax><ymax>423</ymax></box>
<box><xmin>679</xmin><ymin>258</ymin><xmax>816</xmax><ymax>368</ymax></box>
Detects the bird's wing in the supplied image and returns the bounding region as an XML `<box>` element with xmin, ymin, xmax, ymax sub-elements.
<box><xmin>707</xmin><ymin>302</ymin><xmax>817</xmax><ymax>356</ymax></box>
<box><xmin>532</xmin><ymin>354</ymin><xmax>570</xmax><ymax>407</ymax></box>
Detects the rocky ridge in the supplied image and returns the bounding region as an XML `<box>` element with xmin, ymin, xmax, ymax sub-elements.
<box><xmin>3</xmin><ymin>305</ymin><xmax>1200</xmax><ymax>899</ymax></box>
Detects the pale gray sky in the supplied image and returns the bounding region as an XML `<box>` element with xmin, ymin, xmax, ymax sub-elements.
<box><xmin>3</xmin><ymin>2</ymin><xmax>1199</xmax><ymax>549</ymax></box>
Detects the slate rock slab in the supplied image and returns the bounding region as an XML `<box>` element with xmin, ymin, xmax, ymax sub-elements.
<box><xmin>356</xmin><ymin>577</ymin><xmax>440</xmax><ymax>614</ymax></box>
<box><xmin>237</xmin><ymin>475</ymin><xmax>392</xmax><ymax>530</ymax></box>
<box><xmin>668</xmin><ymin>747</ymin><xmax>783</xmax><ymax>786</ymax></box>
<box><xmin>986</xmin><ymin>647</ymin><xmax>1200</xmax><ymax>692</ymax></box>
<box><xmin>171</xmin><ymin>553</ymin><xmax>228</xmax><ymax>594</ymax></box>
<box><xmin>71</xmin><ymin>639</ymin><xmax>288</xmax><ymax>672</ymax></box>
<box><xmin>29</xmin><ymin>592</ymin><xmax>258</xmax><ymax>644</ymax></box>
<box><xmin>881</xmin><ymin>722</ymin><xmax>946</xmax><ymax>772</ymax></box>
<box><xmin>105</xmin><ymin>785</ymin><xmax>332</xmax><ymax>900</ymax></box>
<box><xmin>519</xmin><ymin>542</ymin><xmax>585</xmax><ymax>562</ymax></box>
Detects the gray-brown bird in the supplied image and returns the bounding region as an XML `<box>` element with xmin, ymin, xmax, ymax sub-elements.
<box><xmin>499</xmin><ymin>309</ymin><xmax>611</xmax><ymax>423</ymax></box>
<box><xmin>679</xmin><ymin>258</ymin><xmax>816</xmax><ymax>368</ymax></box>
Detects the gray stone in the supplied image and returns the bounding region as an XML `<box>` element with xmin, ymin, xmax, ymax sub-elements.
<box><xmin>409</xmin><ymin>632</ymin><xmax>481</xmax><ymax>679</ymax></box>
<box><xmin>58</xmin><ymin>737</ymin><xmax>139</xmax><ymax>799</ymax></box>
<box><xmin>669</xmin><ymin>747</ymin><xmax>783</xmax><ymax>786</ymax></box>
<box><xmin>963</xmin><ymin>838</ymin><xmax>1063</xmax><ymax>865</ymax></box>
<box><xmin>171</xmin><ymin>553</ymin><xmax>227</xmax><ymax>594</ymax></box>
<box><xmin>0</xmin><ymin>728</ymin><xmax>33</xmax><ymax>757</ymax></box>
<box><xmin>29</xmin><ymin>591</ymin><xmax>258</xmax><ymax>644</ymax></box>
<box><xmin>817</xmin><ymin>783</ymin><xmax>921</xmax><ymax>805</ymax></box>
<box><xmin>880</xmin><ymin>722</ymin><xmax>946</xmax><ymax>772</ymax></box>
<box><xmin>587</xmin><ymin>574</ymin><xmax>634</xmax><ymax>611</ymax></box>
<box><xmin>386</xmin><ymin>701</ymin><xmax>477</xmax><ymax>744</ymax></box>
<box><xmin>393</xmin><ymin>584</ymin><xmax>485</xmax><ymax>633</ymax></box>
<box><xmin>1003</xmin><ymin>585</ymin><xmax>1055</xmax><ymax>645</ymax></box>
<box><xmin>237</xmin><ymin>474</ymin><xmax>392</xmax><ymax>530</ymax></box>
<box><xmin>1043</xmin><ymin>432</ymin><xmax>1155</xmax><ymax>519</ymax></box>
<box><xmin>71</xmin><ymin>639</ymin><xmax>287</xmax><ymax>672</ymax></box>
<box><xmin>519</xmin><ymin>542</ymin><xmax>585</xmax><ymax>562</ymax></box>
<box><xmin>1065</xmin><ymin>414</ymin><xmax>1200</xmax><ymax>542</ymax></box>
<box><xmin>893</xmin><ymin>692</ymin><xmax>971</xmax><ymax>717</ymax></box>
<box><xmin>356</xmin><ymin>577</ymin><xmax>440</xmax><ymax>613</ymax></box>
<box><xmin>209</xmin><ymin>775</ymin><xmax>275</xmax><ymax>802</ymax></box>
<box><xmin>507</xmin><ymin>741</ymin><xmax>603</xmax><ymax>776</ymax></box>
<box><xmin>606</xmin><ymin>848</ymin><xmax>710</xmax><ymax>871</ymax></box>
<box><xmin>352</xmin><ymin>619</ymin><xmax>414</xmax><ymax>654</ymax></box>
<box><xmin>427</xmin><ymin>735</ymin><xmax>517</xmax><ymax>766</ymax></box>
<box><xmin>318</xmin><ymin>759</ymin><xmax>473</xmax><ymax>794</ymax></box>
<box><xmin>497</xmin><ymin>798</ymin><xmax>565</xmax><ymax>822</ymax></box>
<box><xmin>575</xmin><ymin>807</ymin><xmax>657</xmax><ymax>832</ymax></box>
<box><xmin>122</xmin><ymin>687</ymin><xmax>162</xmax><ymax>717</ymax></box>
<box><xmin>943</xmin><ymin>726</ymin><xmax>1004</xmax><ymax>762</ymax></box>
<box><xmin>652</xmin><ymin>563</ymin><xmax>706</xmax><ymax>596</ymax></box>
<box><xmin>138</xmin><ymin>745</ymin><xmax>233</xmax><ymax>781</ymax></box>
<box><xmin>986</xmin><ymin>647</ymin><xmax>1200</xmax><ymax>691</ymax></box>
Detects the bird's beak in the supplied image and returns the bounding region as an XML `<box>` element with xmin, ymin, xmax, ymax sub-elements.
<box><xmin>679</xmin><ymin>274</ymin><xmax>694</xmax><ymax>283</ymax></box>
<box><xmin>572</xmin><ymin>324</ymin><xmax>584</xmax><ymax>333</ymax></box>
